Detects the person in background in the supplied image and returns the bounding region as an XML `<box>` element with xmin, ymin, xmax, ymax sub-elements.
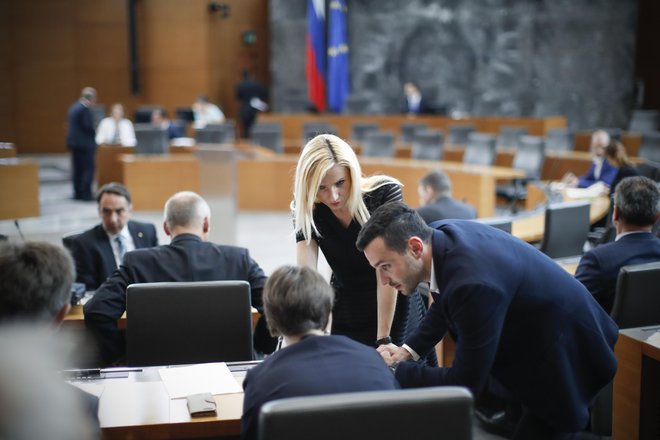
<box><xmin>356</xmin><ymin>202</ymin><xmax>618</xmax><ymax>440</ymax></box>
<box><xmin>66</xmin><ymin>86</ymin><xmax>98</xmax><ymax>201</ymax></box>
<box><xmin>95</xmin><ymin>103</ymin><xmax>136</xmax><ymax>147</ymax></box>
<box><xmin>241</xmin><ymin>265</ymin><xmax>399</xmax><ymax>440</ymax></box>
<box><xmin>562</xmin><ymin>130</ymin><xmax>618</xmax><ymax>188</ymax></box>
<box><xmin>151</xmin><ymin>109</ymin><xmax>185</xmax><ymax>139</ymax></box>
<box><xmin>416</xmin><ymin>169</ymin><xmax>477</xmax><ymax>224</ymax></box>
<box><xmin>63</xmin><ymin>182</ymin><xmax>158</xmax><ymax>291</ymax></box>
<box><xmin>236</xmin><ymin>69</ymin><xmax>269</xmax><ymax>138</ymax></box>
<box><xmin>192</xmin><ymin>95</ymin><xmax>225</xmax><ymax>128</ymax></box>
<box><xmin>575</xmin><ymin>176</ymin><xmax>660</xmax><ymax>313</ymax></box>
<box><xmin>603</xmin><ymin>140</ymin><xmax>639</xmax><ymax>196</ymax></box>
<box><xmin>401</xmin><ymin>81</ymin><xmax>431</xmax><ymax>115</ymax></box>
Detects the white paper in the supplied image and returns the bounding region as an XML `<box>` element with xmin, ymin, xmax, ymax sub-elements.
<box><xmin>158</xmin><ymin>362</ymin><xmax>242</xmax><ymax>399</ymax></box>
<box><xmin>647</xmin><ymin>331</ymin><xmax>660</xmax><ymax>346</ymax></box>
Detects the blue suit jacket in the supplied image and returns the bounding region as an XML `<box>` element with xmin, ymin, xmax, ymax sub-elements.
<box><xmin>63</xmin><ymin>220</ymin><xmax>159</xmax><ymax>291</ymax></box>
<box><xmin>575</xmin><ymin>232</ymin><xmax>660</xmax><ymax>313</ymax></box>
<box><xmin>578</xmin><ymin>159</ymin><xmax>618</xmax><ymax>188</ymax></box>
<box><xmin>241</xmin><ymin>335</ymin><xmax>400</xmax><ymax>440</ymax></box>
<box><xmin>66</xmin><ymin>100</ymin><xmax>96</xmax><ymax>150</ymax></box>
<box><xmin>396</xmin><ymin>220</ymin><xmax>618</xmax><ymax>432</ymax></box>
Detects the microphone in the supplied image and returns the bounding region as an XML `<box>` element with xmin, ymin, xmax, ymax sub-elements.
<box><xmin>14</xmin><ymin>220</ymin><xmax>25</xmax><ymax>242</ymax></box>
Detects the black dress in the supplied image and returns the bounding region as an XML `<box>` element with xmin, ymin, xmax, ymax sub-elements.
<box><xmin>296</xmin><ymin>182</ymin><xmax>427</xmax><ymax>348</ymax></box>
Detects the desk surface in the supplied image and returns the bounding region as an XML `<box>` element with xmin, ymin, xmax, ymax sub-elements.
<box><xmin>70</xmin><ymin>364</ymin><xmax>253</xmax><ymax>439</ymax></box>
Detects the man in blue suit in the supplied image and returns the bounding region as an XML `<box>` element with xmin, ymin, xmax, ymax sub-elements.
<box><xmin>63</xmin><ymin>182</ymin><xmax>158</xmax><ymax>291</ymax></box>
<box><xmin>66</xmin><ymin>87</ymin><xmax>98</xmax><ymax>201</ymax></box>
<box><xmin>416</xmin><ymin>169</ymin><xmax>477</xmax><ymax>224</ymax></box>
<box><xmin>563</xmin><ymin>130</ymin><xmax>618</xmax><ymax>188</ymax></box>
<box><xmin>356</xmin><ymin>202</ymin><xmax>618</xmax><ymax>439</ymax></box>
<box><xmin>576</xmin><ymin>176</ymin><xmax>660</xmax><ymax>313</ymax></box>
<box><xmin>241</xmin><ymin>265</ymin><xmax>399</xmax><ymax>440</ymax></box>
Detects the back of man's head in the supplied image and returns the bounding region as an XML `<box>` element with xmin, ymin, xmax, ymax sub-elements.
<box><xmin>419</xmin><ymin>170</ymin><xmax>452</xmax><ymax>199</ymax></box>
<box><xmin>164</xmin><ymin>191</ymin><xmax>210</xmax><ymax>234</ymax></box>
<box><xmin>614</xmin><ymin>176</ymin><xmax>660</xmax><ymax>227</ymax></box>
<box><xmin>0</xmin><ymin>242</ymin><xmax>74</xmax><ymax>323</ymax></box>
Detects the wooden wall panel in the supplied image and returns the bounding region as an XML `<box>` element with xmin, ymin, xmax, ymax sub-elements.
<box><xmin>0</xmin><ymin>0</ymin><xmax>15</xmax><ymax>142</ymax></box>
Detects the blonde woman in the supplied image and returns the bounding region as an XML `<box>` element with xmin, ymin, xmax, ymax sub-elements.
<box><xmin>293</xmin><ymin>134</ymin><xmax>416</xmax><ymax>347</ymax></box>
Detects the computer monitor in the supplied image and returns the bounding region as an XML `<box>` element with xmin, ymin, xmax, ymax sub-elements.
<box><xmin>134</xmin><ymin>126</ymin><xmax>169</xmax><ymax>155</ymax></box>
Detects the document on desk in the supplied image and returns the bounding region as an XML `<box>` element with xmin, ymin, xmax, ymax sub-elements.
<box><xmin>159</xmin><ymin>362</ymin><xmax>242</xmax><ymax>399</ymax></box>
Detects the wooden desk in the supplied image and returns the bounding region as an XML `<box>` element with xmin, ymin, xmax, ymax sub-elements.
<box><xmin>612</xmin><ymin>327</ymin><xmax>660</xmax><ymax>440</ymax></box>
<box><xmin>237</xmin><ymin>155</ymin><xmax>524</xmax><ymax>217</ymax></box>
<box><xmin>0</xmin><ymin>158</ymin><xmax>40</xmax><ymax>219</ymax></box>
<box><xmin>0</xmin><ymin>142</ymin><xmax>16</xmax><ymax>157</ymax></box>
<box><xmin>70</xmin><ymin>365</ymin><xmax>250</xmax><ymax>439</ymax></box>
<box><xmin>96</xmin><ymin>145</ymin><xmax>135</xmax><ymax>186</ymax></box>
<box><xmin>574</xmin><ymin>131</ymin><xmax>642</xmax><ymax>156</ymax></box>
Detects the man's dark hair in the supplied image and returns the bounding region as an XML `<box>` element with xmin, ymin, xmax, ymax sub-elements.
<box><xmin>419</xmin><ymin>170</ymin><xmax>452</xmax><ymax>197</ymax></box>
<box><xmin>614</xmin><ymin>176</ymin><xmax>660</xmax><ymax>226</ymax></box>
<box><xmin>0</xmin><ymin>242</ymin><xmax>75</xmax><ymax>322</ymax></box>
<box><xmin>96</xmin><ymin>182</ymin><xmax>131</xmax><ymax>204</ymax></box>
<box><xmin>356</xmin><ymin>201</ymin><xmax>432</xmax><ymax>254</ymax></box>
<box><xmin>263</xmin><ymin>265</ymin><xmax>333</xmax><ymax>337</ymax></box>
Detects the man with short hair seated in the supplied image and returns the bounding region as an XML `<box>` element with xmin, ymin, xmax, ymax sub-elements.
<box><xmin>241</xmin><ymin>265</ymin><xmax>400</xmax><ymax>440</ymax></box>
<box><xmin>575</xmin><ymin>176</ymin><xmax>660</xmax><ymax>313</ymax></box>
<box><xmin>64</xmin><ymin>182</ymin><xmax>158</xmax><ymax>291</ymax></box>
<box><xmin>416</xmin><ymin>169</ymin><xmax>477</xmax><ymax>224</ymax></box>
<box><xmin>84</xmin><ymin>191</ymin><xmax>271</xmax><ymax>365</ymax></box>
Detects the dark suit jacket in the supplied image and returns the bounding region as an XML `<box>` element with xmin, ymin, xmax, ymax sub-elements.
<box><xmin>166</xmin><ymin>121</ymin><xmax>186</xmax><ymax>139</ymax></box>
<box><xmin>241</xmin><ymin>335</ymin><xmax>400</xmax><ymax>440</ymax></box>
<box><xmin>83</xmin><ymin>233</ymin><xmax>267</xmax><ymax>364</ymax></box>
<box><xmin>608</xmin><ymin>163</ymin><xmax>639</xmax><ymax>196</ymax></box>
<box><xmin>575</xmin><ymin>232</ymin><xmax>660</xmax><ymax>313</ymax></box>
<box><xmin>66</xmin><ymin>100</ymin><xmax>96</xmax><ymax>150</ymax></box>
<box><xmin>578</xmin><ymin>159</ymin><xmax>618</xmax><ymax>188</ymax></box>
<box><xmin>236</xmin><ymin>79</ymin><xmax>268</xmax><ymax>118</ymax></box>
<box><xmin>396</xmin><ymin>220</ymin><xmax>618</xmax><ymax>432</ymax></box>
<box><xmin>416</xmin><ymin>196</ymin><xmax>477</xmax><ymax>224</ymax></box>
<box><xmin>63</xmin><ymin>220</ymin><xmax>158</xmax><ymax>291</ymax></box>
<box><xmin>401</xmin><ymin>96</ymin><xmax>432</xmax><ymax>115</ymax></box>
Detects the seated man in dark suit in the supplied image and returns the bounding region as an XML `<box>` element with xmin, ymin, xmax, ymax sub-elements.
<box><xmin>84</xmin><ymin>191</ymin><xmax>271</xmax><ymax>365</ymax></box>
<box><xmin>562</xmin><ymin>130</ymin><xmax>618</xmax><ymax>189</ymax></box>
<box><xmin>416</xmin><ymin>170</ymin><xmax>477</xmax><ymax>224</ymax></box>
<box><xmin>241</xmin><ymin>265</ymin><xmax>399</xmax><ymax>440</ymax></box>
<box><xmin>401</xmin><ymin>81</ymin><xmax>432</xmax><ymax>115</ymax></box>
<box><xmin>575</xmin><ymin>176</ymin><xmax>660</xmax><ymax>313</ymax></box>
<box><xmin>356</xmin><ymin>202</ymin><xmax>618</xmax><ymax>439</ymax></box>
<box><xmin>151</xmin><ymin>108</ymin><xmax>186</xmax><ymax>139</ymax></box>
<box><xmin>0</xmin><ymin>241</ymin><xmax>100</xmax><ymax>431</ymax></box>
<box><xmin>64</xmin><ymin>182</ymin><xmax>158</xmax><ymax>291</ymax></box>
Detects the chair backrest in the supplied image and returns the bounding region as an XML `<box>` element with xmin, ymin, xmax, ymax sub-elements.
<box><xmin>637</xmin><ymin>160</ymin><xmax>660</xmax><ymax>182</ymax></box>
<box><xmin>302</xmin><ymin>122</ymin><xmax>337</xmax><ymax>142</ymax></box>
<box><xmin>134</xmin><ymin>125</ymin><xmax>169</xmax><ymax>154</ymax></box>
<box><xmin>126</xmin><ymin>280</ymin><xmax>254</xmax><ymax>367</ymax></box>
<box><xmin>611</xmin><ymin>261</ymin><xmax>660</xmax><ymax>329</ymax></box>
<box><xmin>411</xmin><ymin>129</ymin><xmax>444</xmax><ymax>161</ymax></box>
<box><xmin>195</xmin><ymin>122</ymin><xmax>236</xmax><ymax>144</ymax></box>
<box><xmin>638</xmin><ymin>131</ymin><xmax>660</xmax><ymax>163</ymax></box>
<box><xmin>545</xmin><ymin>128</ymin><xmax>575</xmax><ymax>152</ymax></box>
<box><xmin>540</xmin><ymin>201</ymin><xmax>590</xmax><ymax>259</ymax></box>
<box><xmin>259</xmin><ymin>386</ymin><xmax>473</xmax><ymax>440</ymax></box>
<box><xmin>474</xmin><ymin>217</ymin><xmax>512</xmax><ymax>234</ymax></box>
<box><xmin>134</xmin><ymin>105</ymin><xmax>165</xmax><ymax>123</ymax></box>
<box><xmin>463</xmin><ymin>133</ymin><xmax>496</xmax><ymax>166</ymax></box>
<box><xmin>175</xmin><ymin>107</ymin><xmax>195</xmax><ymax>124</ymax></box>
<box><xmin>628</xmin><ymin>109</ymin><xmax>660</xmax><ymax>133</ymax></box>
<box><xmin>447</xmin><ymin>124</ymin><xmax>476</xmax><ymax>146</ymax></box>
<box><xmin>362</xmin><ymin>131</ymin><xmax>396</xmax><ymax>158</ymax></box>
<box><xmin>497</xmin><ymin>126</ymin><xmax>528</xmax><ymax>150</ymax></box>
<box><xmin>400</xmin><ymin>122</ymin><xmax>427</xmax><ymax>143</ymax></box>
<box><xmin>250</xmin><ymin>122</ymin><xmax>283</xmax><ymax>153</ymax></box>
<box><xmin>512</xmin><ymin>135</ymin><xmax>545</xmax><ymax>178</ymax></box>
<box><xmin>351</xmin><ymin>122</ymin><xmax>379</xmax><ymax>143</ymax></box>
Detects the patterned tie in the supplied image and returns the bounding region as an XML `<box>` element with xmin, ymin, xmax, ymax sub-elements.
<box><xmin>112</xmin><ymin>121</ymin><xmax>120</xmax><ymax>144</ymax></box>
<box><xmin>115</xmin><ymin>235</ymin><xmax>126</xmax><ymax>262</ymax></box>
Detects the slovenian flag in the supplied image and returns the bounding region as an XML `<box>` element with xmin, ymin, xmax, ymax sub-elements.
<box><xmin>327</xmin><ymin>0</ymin><xmax>349</xmax><ymax>113</ymax></box>
<box><xmin>306</xmin><ymin>0</ymin><xmax>326</xmax><ymax>112</ymax></box>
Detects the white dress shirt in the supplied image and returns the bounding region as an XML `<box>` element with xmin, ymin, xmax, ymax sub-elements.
<box><xmin>95</xmin><ymin>117</ymin><xmax>137</xmax><ymax>146</ymax></box>
<box><xmin>105</xmin><ymin>226</ymin><xmax>136</xmax><ymax>267</ymax></box>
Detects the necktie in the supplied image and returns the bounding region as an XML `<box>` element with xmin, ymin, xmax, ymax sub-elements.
<box><xmin>112</xmin><ymin>121</ymin><xmax>120</xmax><ymax>144</ymax></box>
<box><xmin>115</xmin><ymin>235</ymin><xmax>126</xmax><ymax>262</ymax></box>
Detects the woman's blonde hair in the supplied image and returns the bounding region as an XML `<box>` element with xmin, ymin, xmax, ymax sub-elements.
<box><xmin>604</xmin><ymin>140</ymin><xmax>631</xmax><ymax>167</ymax></box>
<box><xmin>293</xmin><ymin>134</ymin><xmax>399</xmax><ymax>242</ymax></box>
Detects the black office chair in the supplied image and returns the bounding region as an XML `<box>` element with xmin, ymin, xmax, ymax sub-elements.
<box><xmin>250</xmin><ymin>122</ymin><xmax>283</xmax><ymax>153</ymax></box>
<box><xmin>350</xmin><ymin>122</ymin><xmax>379</xmax><ymax>144</ymax></box>
<box><xmin>302</xmin><ymin>121</ymin><xmax>337</xmax><ymax>142</ymax></box>
<box><xmin>411</xmin><ymin>129</ymin><xmax>444</xmax><ymax>161</ymax></box>
<box><xmin>362</xmin><ymin>131</ymin><xmax>396</xmax><ymax>158</ymax></box>
<box><xmin>195</xmin><ymin>122</ymin><xmax>236</xmax><ymax>144</ymax></box>
<box><xmin>134</xmin><ymin>125</ymin><xmax>169</xmax><ymax>154</ymax></box>
<box><xmin>637</xmin><ymin>160</ymin><xmax>660</xmax><ymax>182</ymax></box>
<box><xmin>447</xmin><ymin>124</ymin><xmax>476</xmax><ymax>146</ymax></box>
<box><xmin>475</xmin><ymin>217</ymin><xmax>513</xmax><ymax>234</ymax></box>
<box><xmin>539</xmin><ymin>201</ymin><xmax>590</xmax><ymax>259</ymax></box>
<box><xmin>496</xmin><ymin>126</ymin><xmax>528</xmax><ymax>150</ymax></box>
<box><xmin>628</xmin><ymin>109</ymin><xmax>660</xmax><ymax>133</ymax></box>
<box><xmin>175</xmin><ymin>107</ymin><xmax>195</xmax><ymax>124</ymax></box>
<box><xmin>545</xmin><ymin>128</ymin><xmax>575</xmax><ymax>152</ymax></box>
<box><xmin>259</xmin><ymin>387</ymin><xmax>474</xmax><ymax>440</ymax></box>
<box><xmin>400</xmin><ymin>122</ymin><xmax>427</xmax><ymax>143</ymax></box>
<box><xmin>126</xmin><ymin>280</ymin><xmax>254</xmax><ymax>367</ymax></box>
<box><xmin>638</xmin><ymin>131</ymin><xmax>660</xmax><ymax>163</ymax></box>
<box><xmin>589</xmin><ymin>261</ymin><xmax>660</xmax><ymax>436</ymax></box>
<box><xmin>134</xmin><ymin>105</ymin><xmax>165</xmax><ymax>123</ymax></box>
<box><xmin>496</xmin><ymin>136</ymin><xmax>546</xmax><ymax>213</ymax></box>
<box><xmin>463</xmin><ymin>133</ymin><xmax>497</xmax><ymax>166</ymax></box>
